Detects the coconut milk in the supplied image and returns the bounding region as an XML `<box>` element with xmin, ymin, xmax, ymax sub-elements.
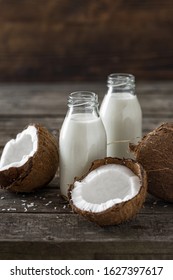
<box><xmin>100</xmin><ymin>93</ymin><xmax>142</xmax><ymax>158</ymax></box>
<box><xmin>59</xmin><ymin>113</ymin><xmax>107</xmax><ymax>198</ymax></box>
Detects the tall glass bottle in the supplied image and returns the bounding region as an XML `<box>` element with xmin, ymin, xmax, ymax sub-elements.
<box><xmin>100</xmin><ymin>73</ymin><xmax>142</xmax><ymax>159</ymax></box>
<box><xmin>59</xmin><ymin>91</ymin><xmax>107</xmax><ymax>199</ymax></box>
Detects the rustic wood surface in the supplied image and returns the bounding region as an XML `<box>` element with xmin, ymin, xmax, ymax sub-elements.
<box><xmin>0</xmin><ymin>82</ymin><xmax>172</xmax><ymax>260</ymax></box>
<box><xmin>0</xmin><ymin>0</ymin><xmax>173</xmax><ymax>82</ymax></box>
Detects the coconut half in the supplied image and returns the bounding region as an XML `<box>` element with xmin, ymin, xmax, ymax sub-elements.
<box><xmin>0</xmin><ymin>123</ymin><xmax>58</xmax><ymax>192</ymax></box>
<box><xmin>130</xmin><ymin>122</ymin><xmax>173</xmax><ymax>202</ymax></box>
<box><xmin>68</xmin><ymin>157</ymin><xmax>147</xmax><ymax>226</ymax></box>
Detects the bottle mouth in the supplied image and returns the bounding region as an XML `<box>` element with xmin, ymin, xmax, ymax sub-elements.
<box><xmin>68</xmin><ymin>91</ymin><xmax>98</xmax><ymax>107</ymax></box>
<box><xmin>107</xmin><ymin>73</ymin><xmax>135</xmax><ymax>89</ymax></box>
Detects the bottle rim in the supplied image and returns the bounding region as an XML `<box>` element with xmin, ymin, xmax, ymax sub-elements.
<box><xmin>107</xmin><ymin>73</ymin><xmax>135</xmax><ymax>88</ymax></box>
<box><xmin>68</xmin><ymin>91</ymin><xmax>98</xmax><ymax>107</ymax></box>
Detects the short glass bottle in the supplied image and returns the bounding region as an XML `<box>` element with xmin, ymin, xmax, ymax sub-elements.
<box><xmin>100</xmin><ymin>73</ymin><xmax>142</xmax><ymax>158</ymax></box>
<box><xmin>59</xmin><ymin>91</ymin><xmax>107</xmax><ymax>199</ymax></box>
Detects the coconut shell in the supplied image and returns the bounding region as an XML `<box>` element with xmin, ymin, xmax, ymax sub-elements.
<box><xmin>0</xmin><ymin>123</ymin><xmax>59</xmax><ymax>192</ymax></box>
<box><xmin>130</xmin><ymin>122</ymin><xmax>173</xmax><ymax>202</ymax></box>
<box><xmin>68</xmin><ymin>157</ymin><xmax>147</xmax><ymax>226</ymax></box>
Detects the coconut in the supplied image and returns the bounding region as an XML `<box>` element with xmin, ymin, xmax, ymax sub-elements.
<box><xmin>68</xmin><ymin>157</ymin><xmax>147</xmax><ymax>226</ymax></box>
<box><xmin>0</xmin><ymin>123</ymin><xmax>58</xmax><ymax>192</ymax></box>
<box><xmin>130</xmin><ymin>122</ymin><xmax>173</xmax><ymax>202</ymax></box>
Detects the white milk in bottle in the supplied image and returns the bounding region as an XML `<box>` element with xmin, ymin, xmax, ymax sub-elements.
<box><xmin>100</xmin><ymin>74</ymin><xmax>142</xmax><ymax>158</ymax></box>
<box><xmin>59</xmin><ymin>91</ymin><xmax>107</xmax><ymax>199</ymax></box>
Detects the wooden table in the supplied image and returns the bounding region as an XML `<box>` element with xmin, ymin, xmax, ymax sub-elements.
<box><xmin>0</xmin><ymin>82</ymin><xmax>172</xmax><ymax>260</ymax></box>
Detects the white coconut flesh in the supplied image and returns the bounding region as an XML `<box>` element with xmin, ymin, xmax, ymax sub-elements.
<box><xmin>0</xmin><ymin>125</ymin><xmax>38</xmax><ymax>171</ymax></box>
<box><xmin>71</xmin><ymin>164</ymin><xmax>141</xmax><ymax>213</ymax></box>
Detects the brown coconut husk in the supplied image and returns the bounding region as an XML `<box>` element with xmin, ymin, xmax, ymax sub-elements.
<box><xmin>68</xmin><ymin>157</ymin><xmax>147</xmax><ymax>226</ymax></box>
<box><xmin>130</xmin><ymin>122</ymin><xmax>173</xmax><ymax>202</ymax></box>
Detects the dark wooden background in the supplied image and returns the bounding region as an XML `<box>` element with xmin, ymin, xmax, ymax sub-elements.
<box><xmin>0</xmin><ymin>0</ymin><xmax>173</xmax><ymax>82</ymax></box>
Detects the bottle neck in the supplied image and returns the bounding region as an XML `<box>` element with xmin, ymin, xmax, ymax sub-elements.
<box><xmin>107</xmin><ymin>73</ymin><xmax>135</xmax><ymax>95</ymax></box>
<box><xmin>67</xmin><ymin>91</ymin><xmax>100</xmax><ymax>117</ymax></box>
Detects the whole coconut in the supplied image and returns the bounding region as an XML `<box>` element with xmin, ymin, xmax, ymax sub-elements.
<box><xmin>130</xmin><ymin>122</ymin><xmax>173</xmax><ymax>202</ymax></box>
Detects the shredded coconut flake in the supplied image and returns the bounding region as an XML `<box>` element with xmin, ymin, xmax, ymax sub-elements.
<box><xmin>27</xmin><ymin>202</ymin><xmax>35</xmax><ymax>208</ymax></box>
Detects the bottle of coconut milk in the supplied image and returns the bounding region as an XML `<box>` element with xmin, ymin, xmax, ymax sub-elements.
<box><xmin>59</xmin><ymin>91</ymin><xmax>107</xmax><ymax>199</ymax></box>
<box><xmin>100</xmin><ymin>73</ymin><xmax>142</xmax><ymax>159</ymax></box>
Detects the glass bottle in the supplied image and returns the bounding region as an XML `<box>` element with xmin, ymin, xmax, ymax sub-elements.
<box><xmin>100</xmin><ymin>73</ymin><xmax>142</xmax><ymax>159</ymax></box>
<box><xmin>59</xmin><ymin>91</ymin><xmax>107</xmax><ymax>199</ymax></box>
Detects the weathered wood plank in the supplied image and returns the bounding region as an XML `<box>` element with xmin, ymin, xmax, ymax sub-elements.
<box><xmin>0</xmin><ymin>186</ymin><xmax>172</xmax><ymax>214</ymax></box>
<box><xmin>0</xmin><ymin>178</ymin><xmax>71</xmax><ymax>214</ymax></box>
<box><xmin>0</xmin><ymin>83</ymin><xmax>172</xmax><ymax>116</ymax></box>
<box><xmin>0</xmin><ymin>212</ymin><xmax>172</xmax><ymax>259</ymax></box>
<box><xmin>0</xmin><ymin>241</ymin><xmax>173</xmax><ymax>260</ymax></box>
<box><xmin>0</xmin><ymin>1</ymin><xmax>173</xmax><ymax>81</ymax></box>
<box><xmin>0</xmin><ymin>212</ymin><xmax>173</xmax><ymax>242</ymax></box>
